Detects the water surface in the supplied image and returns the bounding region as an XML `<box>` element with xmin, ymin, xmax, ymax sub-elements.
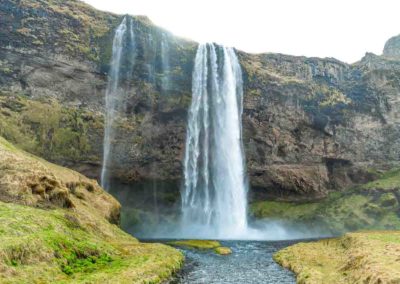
<box><xmin>162</xmin><ymin>240</ymin><xmax>298</xmax><ymax>284</ymax></box>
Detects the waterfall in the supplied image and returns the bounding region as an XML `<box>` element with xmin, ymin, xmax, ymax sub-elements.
<box><xmin>146</xmin><ymin>33</ymin><xmax>156</xmax><ymax>83</ymax></box>
<box><xmin>101</xmin><ymin>17</ymin><xmax>135</xmax><ymax>190</ymax></box>
<box><xmin>181</xmin><ymin>43</ymin><xmax>248</xmax><ymax>238</ymax></box>
<box><xmin>161</xmin><ymin>33</ymin><xmax>170</xmax><ymax>90</ymax></box>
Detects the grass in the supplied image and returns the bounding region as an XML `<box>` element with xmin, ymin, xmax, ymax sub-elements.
<box><xmin>214</xmin><ymin>247</ymin><xmax>232</xmax><ymax>255</ymax></box>
<box><xmin>168</xmin><ymin>240</ymin><xmax>232</xmax><ymax>256</ymax></box>
<box><xmin>361</xmin><ymin>168</ymin><xmax>400</xmax><ymax>190</ymax></box>
<box><xmin>0</xmin><ymin>201</ymin><xmax>183</xmax><ymax>283</ymax></box>
<box><xmin>0</xmin><ymin>137</ymin><xmax>184</xmax><ymax>283</ymax></box>
<box><xmin>168</xmin><ymin>240</ymin><xmax>221</xmax><ymax>250</ymax></box>
<box><xmin>250</xmin><ymin>168</ymin><xmax>400</xmax><ymax>234</ymax></box>
<box><xmin>274</xmin><ymin>231</ymin><xmax>400</xmax><ymax>284</ymax></box>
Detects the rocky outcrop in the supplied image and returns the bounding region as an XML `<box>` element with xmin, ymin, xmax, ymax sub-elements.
<box><xmin>383</xmin><ymin>34</ymin><xmax>400</xmax><ymax>59</ymax></box>
<box><xmin>1</xmin><ymin>0</ymin><xmax>400</xmax><ymax>200</ymax></box>
<box><xmin>239</xmin><ymin>50</ymin><xmax>400</xmax><ymax>198</ymax></box>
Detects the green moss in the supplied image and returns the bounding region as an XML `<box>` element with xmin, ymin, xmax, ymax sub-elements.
<box><xmin>214</xmin><ymin>247</ymin><xmax>232</xmax><ymax>255</ymax></box>
<box><xmin>251</xmin><ymin>167</ymin><xmax>400</xmax><ymax>234</ymax></box>
<box><xmin>379</xmin><ymin>193</ymin><xmax>398</xmax><ymax>207</ymax></box>
<box><xmin>251</xmin><ymin>201</ymin><xmax>319</xmax><ymax>220</ymax></box>
<box><xmin>0</xmin><ymin>138</ymin><xmax>183</xmax><ymax>283</ymax></box>
<box><xmin>168</xmin><ymin>240</ymin><xmax>233</xmax><ymax>256</ymax></box>
<box><xmin>319</xmin><ymin>88</ymin><xmax>351</xmax><ymax>107</ymax></box>
<box><xmin>361</xmin><ymin>168</ymin><xmax>400</xmax><ymax>190</ymax></box>
<box><xmin>0</xmin><ymin>136</ymin><xmax>19</xmax><ymax>152</ymax></box>
<box><xmin>0</xmin><ymin>95</ymin><xmax>99</xmax><ymax>162</ymax></box>
<box><xmin>168</xmin><ymin>240</ymin><xmax>221</xmax><ymax>250</ymax></box>
<box><xmin>0</xmin><ymin>194</ymin><xmax>183</xmax><ymax>283</ymax></box>
<box><xmin>16</xmin><ymin>0</ymin><xmax>120</xmax><ymax>62</ymax></box>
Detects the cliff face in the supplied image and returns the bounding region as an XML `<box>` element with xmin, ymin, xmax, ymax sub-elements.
<box><xmin>1</xmin><ymin>0</ymin><xmax>400</xmax><ymax>200</ymax></box>
<box><xmin>240</xmin><ymin>52</ymin><xmax>400</xmax><ymax>198</ymax></box>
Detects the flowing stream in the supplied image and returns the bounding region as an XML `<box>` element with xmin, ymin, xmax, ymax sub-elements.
<box><xmin>163</xmin><ymin>240</ymin><xmax>298</xmax><ymax>284</ymax></box>
<box><xmin>181</xmin><ymin>43</ymin><xmax>249</xmax><ymax>239</ymax></box>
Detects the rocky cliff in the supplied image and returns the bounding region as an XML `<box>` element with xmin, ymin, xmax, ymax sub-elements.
<box><xmin>1</xmin><ymin>0</ymin><xmax>400</xmax><ymax>200</ymax></box>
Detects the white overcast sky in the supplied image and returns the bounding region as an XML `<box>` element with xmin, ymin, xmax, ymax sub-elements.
<box><xmin>82</xmin><ymin>0</ymin><xmax>400</xmax><ymax>63</ymax></box>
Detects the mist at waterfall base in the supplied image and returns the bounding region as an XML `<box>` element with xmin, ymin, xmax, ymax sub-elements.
<box><xmin>108</xmin><ymin>179</ymin><xmax>332</xmax><ymax>240</ymax></box>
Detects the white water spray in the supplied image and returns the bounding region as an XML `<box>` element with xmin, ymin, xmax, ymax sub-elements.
<box><xmin>161</xmin><ymin>33</ymin><xmax>170</xmax><ymax>90</ymax></box>
<box><xmin>101</xmin><ymin>17</ymin><xmax>135</xmax><ymax>190</ymax></box>
<box><xmin>181</xmin><ymin>43</ymin><xmax>249</xmax><ymax>238</ymax></box>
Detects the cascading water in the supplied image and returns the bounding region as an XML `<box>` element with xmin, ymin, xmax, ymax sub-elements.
<box><xmin>161</xmin><ymin>33</ymin><xmax>170</xmax><ymax>90</ymax></box>
<box><xmin>181</xmin><ymin>43</ymin><xmax>248</xmax><ymax>238</ymax></box>
<box><xmin>101</xmin><ymin>17</ymin><xmax>135</xmax><ymax>190</ymax></box>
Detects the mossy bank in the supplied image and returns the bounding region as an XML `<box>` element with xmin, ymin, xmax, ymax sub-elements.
<box><xmin>0</xmin><ymin>136</ymin><xmax>183</xmax><ymax>283</ymax></box>
<box><xmin>274</xmin><ymin>231</ymin><xmax>400</xmax><ymax>284</ymax></box>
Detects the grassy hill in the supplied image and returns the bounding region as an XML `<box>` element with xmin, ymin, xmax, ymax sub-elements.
<box><xmin>0</xmin><ymin>136</ymin><xmax>183</xmax><ymax>283</ymax></box>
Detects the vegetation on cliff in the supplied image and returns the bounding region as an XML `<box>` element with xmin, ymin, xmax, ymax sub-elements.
<box><xmin>274</xmin><ymin>231</ymin><xmax>400</xmax><ymax>284</ymax></box>
<box><xmin>0</xmin><ymin>92</ymin><xmax>101</xmax><ymax>164</ymax></box>
<box><xmin>250</xmin><ymin>168</ymin><xmax>400</xmax><ymax>234</ymax></box>
<box><xmin>0</xmin><ymin>136</ymin><xmax>183</xmax><ymax>283</ymax></box>
<box><xmin>1</xmin><ymin>0</ymin><xmax>119</xmax><ymax>62</ymax></box>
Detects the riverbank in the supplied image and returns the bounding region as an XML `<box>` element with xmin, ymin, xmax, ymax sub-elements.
<box><xmin>274</xmin><ymin>231</ymin><xmax>400</xmax><ymax>284</ymax></box>
<box><xmin>0</xmin><ymin>136</ymin><xmax>183</xmax><ymax>283</ymax></box>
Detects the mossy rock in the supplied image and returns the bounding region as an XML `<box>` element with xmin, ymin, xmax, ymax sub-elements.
<box><xmin>168</xmin><ymin>240</ymin><xmax>232</xmax><ymax>256</ymax></box>
<box><xmin>214</xmin><ymin>247</ymin><xmax>232</xmax><ymax>255</ymax></box>
<box><xmin>168</xmin><ymin>240</ymin><xmax>221</xmax><ymax>250</ymax></box>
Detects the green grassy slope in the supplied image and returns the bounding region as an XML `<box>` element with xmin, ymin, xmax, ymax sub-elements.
<box><xmin>0</xmin><ymin>136</ymin><xmax>183</xmax><ymax>283</ymax></box>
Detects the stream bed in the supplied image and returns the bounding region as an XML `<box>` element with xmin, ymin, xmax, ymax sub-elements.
<box><xmin>157</xmin><ymin>240</ymin><xmax>299</xmax><ymax>284</ymax></box>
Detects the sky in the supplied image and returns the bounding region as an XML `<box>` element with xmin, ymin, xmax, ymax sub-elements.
<box><xmin>82</xmin><ymin>0</ymin><xmax>400</xmax><ymax>63</ymax></box>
